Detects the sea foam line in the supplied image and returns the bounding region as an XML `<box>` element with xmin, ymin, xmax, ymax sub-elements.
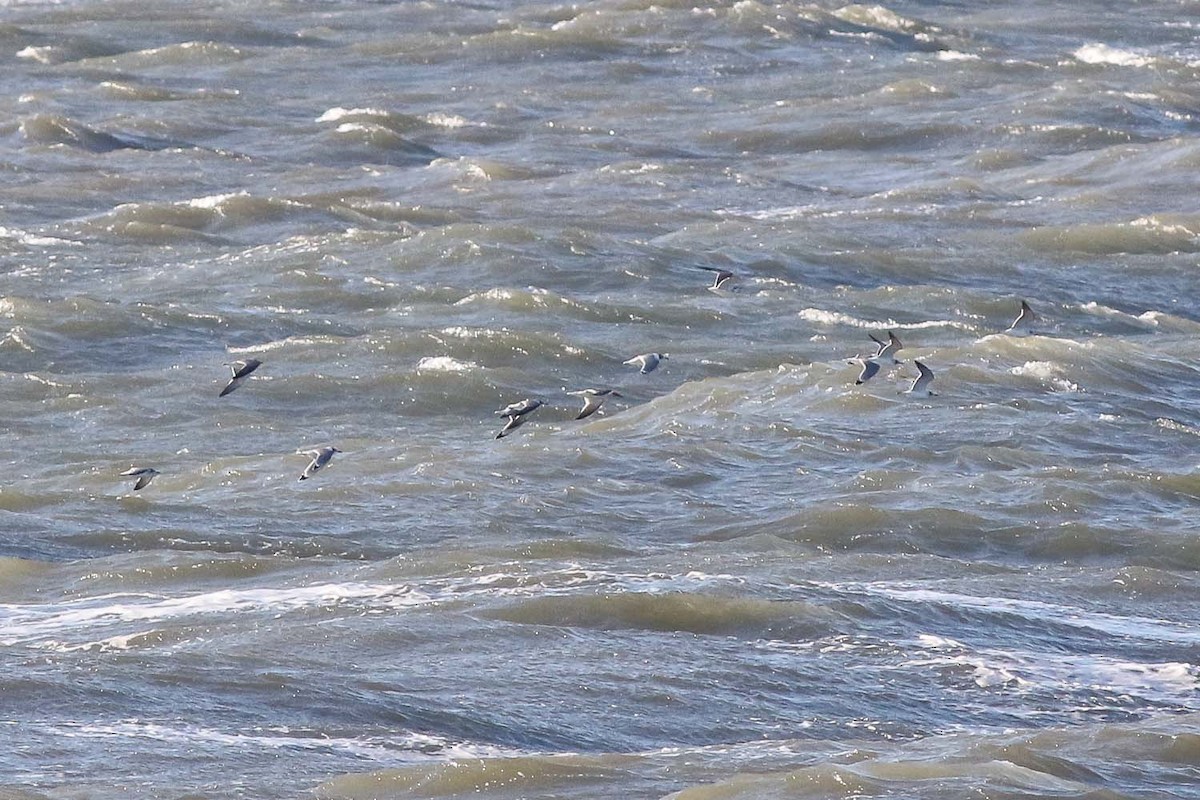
<box><xmin>815</xmin><ymin>581</ymin><xmax>1200</xmax><ymax>644</ymax></box>
<box><xmin>0</xmin><ymin>569</ymin><xmax>744</xmax><ymax>648</ymax></box>
<box><xmin>46</xmin><ymin>719</ymin><xmax>521</xmax><ymax>763</ymax></box>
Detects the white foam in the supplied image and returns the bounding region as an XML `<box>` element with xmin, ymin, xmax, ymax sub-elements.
<box><xmin>454</xmin><ymin>288</ymin><xmax>513</xmax><ymax>306</ymax></box>
<box><xmin>415</xmin><ymin>356</ymin><xmax>478</xmax><ymax>373</ymax></box>
<box><xmin>1009</xmin><ymin>361</ymin><xmax>1080</xmax><ymax>392</ymax></box>
<box><xmin>0</xmin><ymin>226</ymin><xmax>79</xmax><ymax>247</ymax></box>
<box><xmin>1156</xmin><ymin>417</ymin><xmax>1200</xmax><ymax>437</ymax></box>
<box><xmin>798</xmin><ymin>308</ymin><xmax>969</xmax><ymax>331</ymax></box>
<box><xmin>15</xmin><ymin>46</ymin><xmax>55</xmax><ymax>64</ymax></box>
<box><xmin>3</xmin><ymin>327</ymin><xmax>35</xmax><ymax>352</ymax></box>
<box><xmin>52</xmin><ymin>719</ymin><xmax>520</xmax><ymax>763</ymax></box>
<box><xmin>0</xmin><ymin>583</ymin><xmax>431</xmax><ymax>646</ymax></box>
<box><xmin>187</xmin><ymin>191</ymin><xmax>246</xmax><ymax>210</ymax></box>
<box><xmin>1074</xmin><ymin>43</ymin><xmax>1155</xmax><ymax>68</ymax></box>
<box><xmin>823</xmin><ymin>582</ymin><xmax>1200</xmax><ymax>645</ymax></box>
<box><xmin>1</xmin><ymin>569</ymin><xmax>745</xmax><ymax>650</ymax></box>
<box><xmin>832</xmin><ymin>4</ymin><xmax>919</xmax><ymax>32</ymax></box>
<box><xmin>24</xmin><ymin>373</ymin><xmax>66</xmax><ymax>388</ymax></box>
<box><xmin>936</xmin><ymin>50</ymin><xmax>979</xmax><ymax>62</ymax></box>
<box><xmin>334</xmin><ymin>122</ymin><xmax>379</xmax><ymax>135</ymax></box>
<box><xmin>316</xmin><ymin>106</ymin><xmax>390</xmax><ymax>123</ymax></box>
<box><xmin>907</xmin><ymin>635</ymin><xmax>1198</xmax><ymax>700</ymax></box>
<box><xmin>1130</xmin><ymin>214</ymin><xmax>1199</xmax><ymax>238</ymax></box>
<box><xmin>423</xmin><ymin>112</ymin><xmax>475</xmax><ymax>129</ymax></box>
<box><xmin>427</xmin><ymin>157</ymin><xmax>491</xmax><ymax>183</ymax></box>
<box><xmin>438</xmin><ymin>326</ymin><xmax>504</xmax><ymax>340</ymax></box>
<box><xmin>916</xmin><ymin>633</ymin><xmax>966</xmax><ymax>649</ymax></box>
<box><xmin>719</xmin><ymin>204</ymin><xmax>825</xmax><ymax>221</ymax></box>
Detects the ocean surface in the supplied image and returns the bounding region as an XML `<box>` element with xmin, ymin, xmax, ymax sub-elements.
<box><xmin>1</xmin><ymin>0</ymin><xmax>1198</xmax><ymax>797</ymax></box>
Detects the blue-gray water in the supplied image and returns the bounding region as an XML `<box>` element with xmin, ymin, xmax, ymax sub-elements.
<box><xmin>1</xmin><ymin>0</ymin><xmax>1198</xmax><ymax>798</ymax></box>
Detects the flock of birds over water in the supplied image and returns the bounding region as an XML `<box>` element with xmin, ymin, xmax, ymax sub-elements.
<box><xmin>116</xmin><ymin>266</ymin><xmax>1039</xmax><ymax>492</ymax></box>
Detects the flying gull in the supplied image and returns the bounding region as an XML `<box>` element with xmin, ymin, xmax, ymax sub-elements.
<box><xmin>868</xmin><ymin>331</ymin><xmax>903</xmax><ymax>363</ymax></box>
<box><xmin>568</xmin><ymin>388</ymin><xmax>622</xmax><ymax>420</ymax></box>
<box><xmin>219</xmin><ymin>358</ymin><xmax>263</xmax><ymax>397</ymax></box>
<box><xmin>624</xmin><ymin>352</ymin><xmax>668</xmax><ymax>374</ymax></box>
<box><xmin>696</xmin><ymin>266</ymin><xmax>734</xmax><ymax>290</ymax></box>
<box><xmin>495</xmin><ymin>398</ymin><xmax>544</xmax><ymax>439</ymax></box>
<box><xmin>905</xmin><ymin>360</ymin><xmax>936</xmax><ymax>396</ymax></box>
<box><xmin>298</xmin><ymin>446</ymin><xmax>340</xmax><ymax>480</ymax></box>
<box><xmin>120</xmin><ymin>466</ymin><xmax>160</xmax><ymax>491</ymax></box>
<box><xmin>852</xmin><ymin>358</ymin><xmax>881</xmax><ymax>385</ymax></box>
<box><xmin>1006</xmin><ymin>300</ymin><xmax>1036</xmax><ymax>333</ymax></box>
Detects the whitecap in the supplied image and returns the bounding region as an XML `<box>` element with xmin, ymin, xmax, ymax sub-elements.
<box><xmin>821</xmin><ymin>582</ymin><xmax>1200</xmax><ymax>644</ymax></box>
<box><xmin>186</xmin><ymin>191</ymin><xmax>247</xmax><ymax>210</ymax></box>
<box><xmin>2</xmin><ymin>327</ymin><xmax>35</xmax><ymax>353</ymax></box>
<box><xmin>334</xmin><ymin>121</ymin><xmax>379</xmax><ymax>135</ymax></box>
<box><xmin>1156</xmin><ymin>417</ymin><xmax>1200</xmax><ymax>437</ymax></box>
<box><xmin>437</xmin><ymin>326</ymin><xmax>505</xmax><ymax>340</ymax></box>
<box><xmin>423</xmin><ymin>112</ymin><xmax>476</xmax><ymax>129</ymax></box>
<box><xmin>0</xmin><ymin>583</ymin><xmax>432</xmax><ymax>647</ymax></box>
<box><xmin>415</xmin><ymin>356</ymin><xmax>478</xmax><ymax>373</ymax></box>
<box><xmin>1009</xmin><ymin>361</ymin><xmax>1081</xmax><ymax>392</ymax></box>
<box><xmin>0</xmin><ymin>226</ymin><xmax>80</xmax><ymax>247</ymax></box>
<box><xmin>935</xmin><ymin>50</ymin><xmax>979</xmax><ymax>62</ymax></box>
<box><xmin>798</xmin><ymin>308</ymin><xmax>969</xmax><ymax>331</ymax></box>
<box><xmin>316</xmin><ymin>106</ymin><xmax>390</xmax><ymax>123</ymax></box>
<box><xmin>832</xmin><ymin>4</ymin><xmax>920</xmax><ymax>32</ymax></box>
<box><xmin>53</xmin><ymin>719</ymin><xmax>517</xmax><ymax>762</ymax></box>
<box><xmin>916</xmin><ymin>633</ymin><xmax>966</xmax><ymax>649</ymax></box>
<box><xmin>454</xmin><ymin>288</ymin><xmax>514</xmax><ymax>306</ymax></box>
<box><xmin>1074</xmin><ymin>43</ymin><xmax>1155</xmax><ymax>68</ymax></box>
<box><xmin>15</xmin><ymin>46</ymin><xmax>55</xmax><ymax>64</ymax></box>
<box><xmin>24</xmin><ymin>373</ymin><xmax>65</xmax><ymax>388</ymax></box>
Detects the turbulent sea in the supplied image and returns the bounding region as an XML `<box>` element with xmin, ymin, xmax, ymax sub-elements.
<box><xmin>2</xmin><ymin>0</ymin><xmax>1200</xmax><ymax>797</ymax></box>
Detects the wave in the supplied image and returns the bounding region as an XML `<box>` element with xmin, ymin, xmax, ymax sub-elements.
<box><xmin>823</xmin><ymin>579</ymin><xmax>1200</xmax><ymax>646</ymax></box>
<box><xmin>317</xmin><ymin>754</ymin><xmax>628</xmax><ymax>800</ymax></box>
<box><xmin>72</xmin><ymin>190</ymin><xmax>417</xmax><ymax>244</ymax></box>
<box><xmin>484</xmin><ymin>591</ymin><xmax>847</xmax><ymax>638</ymax></box>
<box><xmin>325</xmin><ymin>121</ymin><xmax>441</xmax><ymax>160</ymax></box>
<box><xmin>75</xmin><ymin>40</ymin><xmax>247</xmax><ymax>69</ymax></box>
<box><xmin>19</xmin><ymin>113</ymin><xmax>194</xmax><ymax>153</ymax></box>
<box><xmin>662</xmin><ymin>714</ymin><xmax>1200</xmax><ymax>799</ymax></box>
<box><xmin>798</xmin><ymin>307</ymin><xmax>972</xmax><ymax>332</ymax></box>
<box><xmin>0</xmin><ymin>581</ymin><xmax>431</xmax><ymax>649</ymax></box>
<box><xmin>98</xmin><ymin>80</ymin><xmax>240</xmax><ymax>102</ymax></box>
<box><xmin>1023</xmin><ymin>215</ymin><xmax>1200</xmax><ymax>255</ymax></box>
<box><xmin>312</xmin><ymin>715</ymin><xmax>1200</xmax><ymax>800</ymax></box>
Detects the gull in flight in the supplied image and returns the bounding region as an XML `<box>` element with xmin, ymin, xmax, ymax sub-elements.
<box><xmin>120</xmin><ymin>466</ymin><xmax>160</xmax><ymax>491</ymax></box>
<box><xmin>298</xmin><ymin>446</ymin><xmax>340</xmax><ymax>480</ymax></box>
<box><xmin>696</xmin><ymin>266</ymin><xmax>735</xmax><ymax>290</ymax></box>
<box><xmin>905</xmin><ymin>360</ymin><xmax>936</xmax><ymax>396</ymax></box>
<box><xmin>624</xmin><ymin>352</ymin><xmax>668</xmax><ymax>374</ymax></box>
<box><xmin>868</xmin><ymin>331</ymin><xmax>903</xmax><ymax>363</ymax></box>
<box><xmin>495</xmin><ymin>398</ymin><xmax>544</xmax><ymax>439</ymax></box>
<box><xmin>219</xmin><ymin>358</ymin><xmax>263</xmax><ymax>397</ymax></box>
<box><xmin>568</xmin><ymin>388</ymin><xmax>621</xmax><ymax>420</ymax></box>
<box><xmin>1006</xmin><ymin>300</ymin><xmax>1036</xmax><ymax>333</ymax></box>
<box><xmin>852</xmin><ymin>358</ymin><xmax>881</xmax><ymax>385</ymax></box>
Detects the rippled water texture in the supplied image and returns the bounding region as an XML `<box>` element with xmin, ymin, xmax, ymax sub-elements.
<box><xmin>1</xmin><ymin>0</ymin><xmax>1198</xmax><ymax>798</ymax></box>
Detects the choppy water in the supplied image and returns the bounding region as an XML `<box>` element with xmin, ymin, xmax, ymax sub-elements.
<box><xmin>1</xmin><ymin>0</ymin><xmax>1199</xmax><ymax>797</ymax></box>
